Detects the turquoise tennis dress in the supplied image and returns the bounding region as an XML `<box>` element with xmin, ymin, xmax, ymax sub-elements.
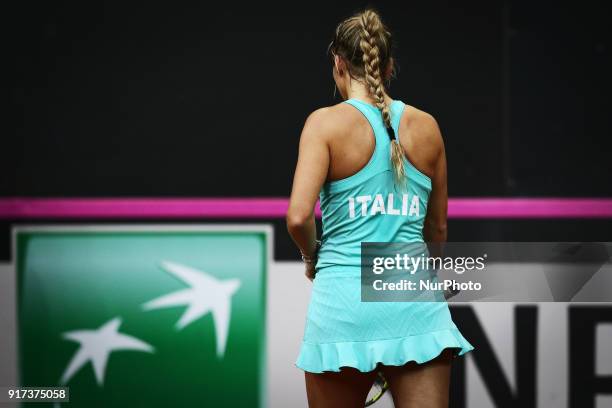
<box><xmin>295</xmin><ymin>98</ymin><xmax>474</xmax><ymax>373</ymax></box>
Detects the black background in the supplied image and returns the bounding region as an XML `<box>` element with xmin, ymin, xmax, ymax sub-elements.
<box><xmin>3</xmin><ymin>1</ymin><xmax>612</xmax><ymax>260</ymax></box>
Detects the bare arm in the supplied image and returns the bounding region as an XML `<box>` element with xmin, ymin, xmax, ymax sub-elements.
<box><xmin>286</xmin><ymin>109</ymin><xmax>331</xmax><ymax>277</ymax></box>
<box><xmin>423</xmin><ymin>118</ymin><xmax>448</xmax><ymax>248</ymax></box>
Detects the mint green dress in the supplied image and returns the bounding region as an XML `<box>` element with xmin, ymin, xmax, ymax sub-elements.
<box><xmin>295</xmin><ymin>98</ymin><xmax>474</xmax><ymax>373</ymax></box>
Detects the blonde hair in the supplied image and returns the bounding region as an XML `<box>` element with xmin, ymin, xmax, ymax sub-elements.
<box><xmin>329</xmin><ymin>9</ymin><xmax>406</xmax><ymax>186</ymax></box>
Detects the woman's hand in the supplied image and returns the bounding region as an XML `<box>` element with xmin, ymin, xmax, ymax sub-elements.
<box><xmin>304</xmin><ymin>262</ymin><xmax>316</xmax><ymax>282</ymax></box>
<box><xmin>302</xmin><ymin>240</ymin><xmax>321</xmax><ymax>282</ymax></box>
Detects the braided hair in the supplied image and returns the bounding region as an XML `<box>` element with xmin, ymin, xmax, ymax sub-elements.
<box><xmin>329</xmin><ymin>9</ymin><xmax>406</xmax><ymax>186</ymax></box>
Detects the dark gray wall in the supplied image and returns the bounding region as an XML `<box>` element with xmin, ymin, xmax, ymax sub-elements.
<box><xmin>8</xmin><ymin>1</ymin><xmax>610</xmax><ymax>197</ymax></box>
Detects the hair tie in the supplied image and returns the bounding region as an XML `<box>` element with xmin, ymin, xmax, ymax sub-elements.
<box><xmin>385</xmin><ymin>126</ymin><xmax>396</xmax><ymax>142</ymax></box>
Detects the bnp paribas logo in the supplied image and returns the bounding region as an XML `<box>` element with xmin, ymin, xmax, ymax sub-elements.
<box><xmin>15</xmin><ymin>225</ymin><xmax>269</xmax><ymax>407</ymax></box>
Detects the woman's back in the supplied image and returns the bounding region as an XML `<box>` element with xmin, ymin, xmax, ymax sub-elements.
<box><xmin>294</xmin><ymin>98</ymin><xmax>473</xmax><ymax>375</ymax></box>
<box><xmin>315</xmin><ymin>97</ymin><xmax>436</xmax><ymax>275</ymax></box>
<box><xmin>324</xmin><ymin>99</ymin><xmax>441</xmax><ymax>183</ymax></box>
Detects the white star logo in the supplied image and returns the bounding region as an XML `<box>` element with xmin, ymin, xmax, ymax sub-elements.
<box><xmin>142</xmin><ymin>260</ymin><xmax>241</xmax><ymax>357</ymax></box>
<box><xmin>60</xmin><ymin>317</ymin><xmax>154</xmax><ymax>386</ymax></box>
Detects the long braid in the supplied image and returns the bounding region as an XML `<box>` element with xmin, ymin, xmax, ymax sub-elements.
<box><xmin>357</xmin><ymin>10</ymin><xmax>406</xmax><ymax>186</ymax></box>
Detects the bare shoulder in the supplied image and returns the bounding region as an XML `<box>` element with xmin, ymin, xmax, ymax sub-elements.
<box><xmin>401</xmin><ymin>104</ymin><xmax>444</xmax><ymax>154</ymax></box>
<box><xmin>402</xmin><ymin>105</ymin><xmax>443</xmax><ymax>144</ymax></box>
<box><xmin>301</xmin><ymin>103</ymin><xmax>353</xmax><ymax>142</ymax></box>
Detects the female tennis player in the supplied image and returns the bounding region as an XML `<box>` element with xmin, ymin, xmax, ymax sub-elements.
<box><xmin>287</xmin><ymin>8</ymin><xmax>474</xmax><ymax>408</ymax></box>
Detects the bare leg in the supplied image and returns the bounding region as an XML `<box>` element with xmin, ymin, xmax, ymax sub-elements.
<box><xmin>380</xmin><ymin>348</ymin><xmax>455</xmax><ymax>408</ymax></box>
<box><xmin>305</xmin><ymin>367</ymin><xmax>378</xmax><ymax>408</ymax></box>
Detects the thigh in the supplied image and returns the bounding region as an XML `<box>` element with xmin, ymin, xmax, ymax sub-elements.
<box><xmin>305</xmin><ymin>367</ymin><xmax>377</xmax><ymax>408</ymax></box>
<box><xmin>380</xmin><ymin>348</ymin><xmax>454</xmax><ymax>408</ymax></box>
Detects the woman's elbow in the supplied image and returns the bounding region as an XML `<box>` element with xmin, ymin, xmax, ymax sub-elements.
<box><xmin>425</xmin><ymin>220</ymin><xmax>448</xmax><ymax>239</ymax></box>
<box><xmin>432</xmin><ymin>223</ymin><xmax>448</xmax><ymax>236</ymax></box>
<box><xmin>286</xmin><ymin>211</ymin><xmax>311</xmax><ymax>232</ymax></box>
